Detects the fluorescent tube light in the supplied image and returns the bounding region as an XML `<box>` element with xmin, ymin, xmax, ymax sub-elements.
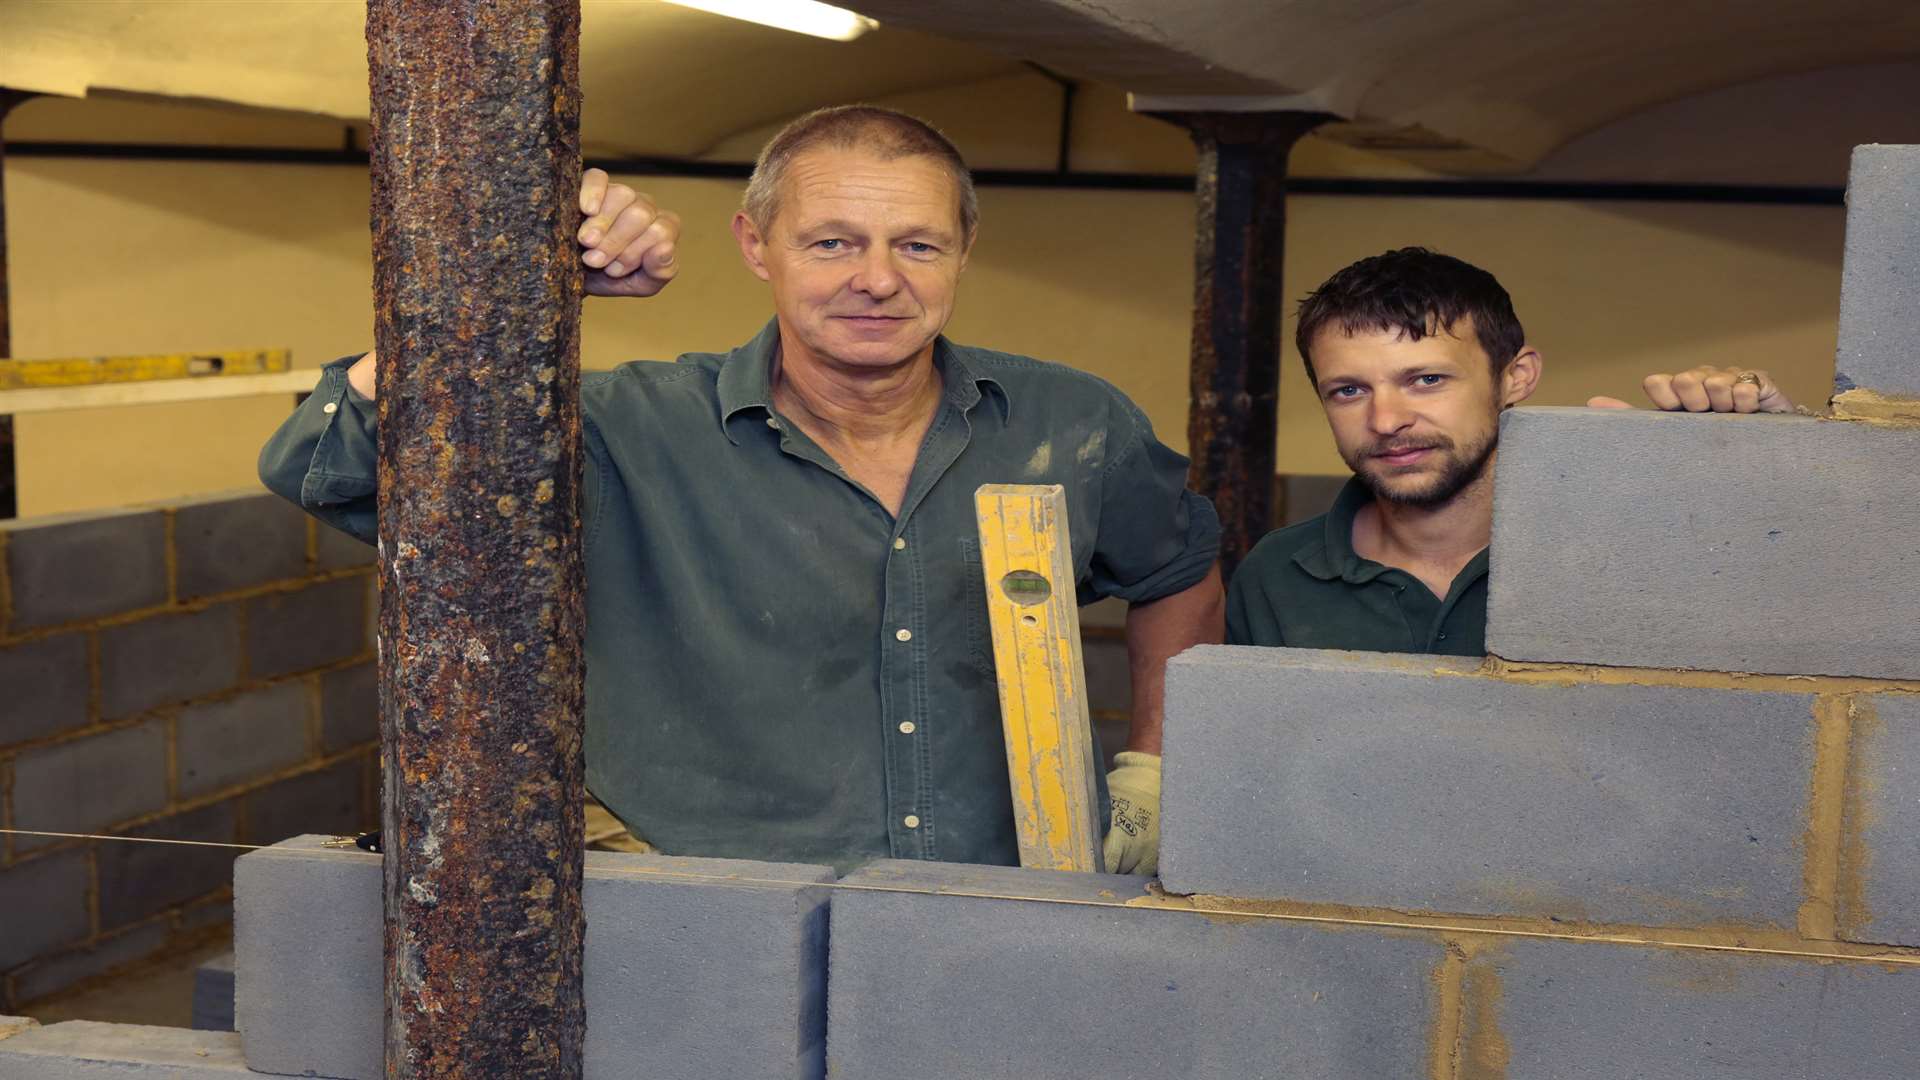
<box><xmin>662</xmin><ymin>0</ymin><xmax>880</xmax><ymax>41</ymax></box>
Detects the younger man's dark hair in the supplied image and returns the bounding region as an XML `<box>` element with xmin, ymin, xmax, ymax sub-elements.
<box><xmin>1294</xmin><ymin>247</ymin><xmax>1525</xmax><ymax>384</ymax></box>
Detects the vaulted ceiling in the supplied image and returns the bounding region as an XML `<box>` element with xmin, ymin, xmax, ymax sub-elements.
<box><xmin>4</xmin><ymin>0</ymin><xmax>1918</xmax><ymax>173</ymax></box>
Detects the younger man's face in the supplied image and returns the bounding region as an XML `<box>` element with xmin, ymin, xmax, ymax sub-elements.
<box><xmin>1308</xmin><ymin>318</ymin><xmax>1538</xmax><ymax>508</ymax></box>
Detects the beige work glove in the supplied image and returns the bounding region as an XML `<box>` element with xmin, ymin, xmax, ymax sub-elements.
<box><xmin>1103</xmin><ymin>751</ymin><xmax>1162</xmax><ymax>875</ymax></box>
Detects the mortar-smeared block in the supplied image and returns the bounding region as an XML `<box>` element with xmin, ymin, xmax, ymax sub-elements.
<box><xmin>1488</xmin><ymin>407</ymin><xmax>1920</xmax><ymax>678</ymax></box>
<box><xmin>172</xmin><ymin>491</ymin><xmax>310</xmax><ymax>599</ymax></box>
<box><xmin>1160</xmin><ymin>646</ymin><xmax>1816</xmax><ymax>928</ymax></box>
<box><xmin>1843</xmin><ymin>693</ymin><xmax>1920</xmax><ymax>947</ymax></box>
<box><xmin>10</xmin><ymin>721</ymin><xmax>169</xmax><ymax>852</ymax></box>
<box><xmin>1835</xmin><ymin>144</ymin><xmax>1920</xmax><ymax>399</ymax></box>
<box><xmin>1479</xmin><ymin>938</ymin><xmax>1920</xmax><ymax>1079</ymax></box>
<box><xmin>2</xmin><ymin>509</ymin><xmax>166</xmax><ymax>630</ymax></box>
<box><xmin>827</xmin><ymin>860</ymin><xmax>1441</xmax><ymax>1080</ymax></box>
<box><xmin>0</xmin><ymin>1020</ymin><xmax>250</xmax><ymax>1078</ymax></box>
<box><xmin>235</xmin><ymin>836</ymin><xmax>832</xmax><ymax>1080</ymax></box>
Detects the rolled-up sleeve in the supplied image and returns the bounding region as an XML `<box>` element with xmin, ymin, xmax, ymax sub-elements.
<box><xmin>257</xmin><ymin>355</ymin><xmax>378</xmax><ymax>545</ymax></box>
<box><xmin>1081</xmin><ymin>396</ymin><xmax>1221</xmax><ymax>605</ymax></box>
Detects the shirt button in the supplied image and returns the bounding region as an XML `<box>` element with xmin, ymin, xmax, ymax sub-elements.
<box><xmin>903</xmin><ymin>815</ymin><xmax>921</xmax><ymax>829</ymax></box>
<box><xmin>765</xmin><ymin>416</ymin><xmax>779</xmax><ymax>429</ymax></box>
<box><xmin>898</xmin><ymin>721</ymin><xmax>916</xmax><ymax>734</ymax></box>
<box><xmin>895</xmin><ymin>628</ymin><xmax>912</xmax><ymax>642</ymax></box>
<box><xmin>893</xmin><ymin>537</ymin><xmax>907</xmax><ymax>550</ymax></box>
<box><xmin>323</xmin><ymin>402</ymin><xmax>338</xmax><ymax>414</ymax></box>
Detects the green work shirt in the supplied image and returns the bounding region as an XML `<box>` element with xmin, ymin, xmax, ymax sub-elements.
<box><xmin>259</xmin><ymin>320</ymin><xmax>1219</xmax><ymax>871</ymax></box>
<box><xmin>1225</xmin><ymin>478</ymin><xmax>1487</xmax><ymax>655</ymax></box>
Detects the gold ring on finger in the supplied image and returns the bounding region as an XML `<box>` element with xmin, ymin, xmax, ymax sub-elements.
<box><xmin>1735</xmin><ymin>371</ymin><xmax>1762</xmax><ymax>386</ymax></box>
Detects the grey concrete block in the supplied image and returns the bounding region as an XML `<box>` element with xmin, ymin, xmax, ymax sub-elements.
<box><xmin>2</xmin><ymin>509</ymin><xmax>168</xmax><ymax>631</ymax></box>
<box><xmin>315</xmin><ymin>520</ymin><xmax>373</xmax><ymax>570</ymax></box>
<box><xmin>175</xmin><ymin>682</ymin><xmax>310</xmax><ymax>798</ymax></box>
<box><xmin>1835</xmin><ymin>144</ymin><xmax>1920</xmax><ymax>399</ymax></box>
<box><xmin>828</xmin><ymin>860</ymin><xmax>1441</xmax><ymax>1080</ymax></box>
<box><xmin>191</xmin><ymin>953</ymin><xmax>235</xmax><ymax>1032</ymax></box>
<box><xmin>0</xmin><ymin>848</ymin><xmax>92</xmax><ymax>970</ymax></box>
<box><xmin>0</xmin><ymin>634</ymin><xmax>89</xmax><ymax>747</ymax></box>
<box><xmin>1487</xmin><ymin>939</ymin><xmax>1920</xmax><ymax>1079</ymax></box>
<box><xmin>1488</xmin><ymin>407</ymin><xmax>1920</xmax><ymax>678</ymax></box>
<box><xmin>172</xmin><ymin>492</ymin><xmax>309</xmax><ymax>600</ymax></box>
<box><xmin>1159</xmin><ymin>647</ymin><xmax>1816</xmax><ymax>927</ymax></box>
<box><xmin>0</xmin><ymin>1020</ymin><xmax>249</xmax><ymax>1077</ymax></box>
<box><xmin>244</xmin><ymin>578</ymin><xmax>367</xmax><ymax>679</ymax></box>
<box><xmin>99</xmin><ymin>605</ymin><xmax>241</xmax><ymax>720</ymax></box>
<box><xmin>12</xmin><ymin>921</ymin><xmax>171</xmax><ymax>1004</ymax></box>
<box><xmin>1845</xmin><ymin>693</ymin><xmax>1920</xmax><ymax>947</ymax></box>
<box><xmin>98</xmin><ymin>801</ymin><xmax>238</xmax><ymax>931</ymax></box>
<box><xmin>235</xmin><ymin>835</ymin><xmax>834</xmax><ymax>1080</ymax></box>
<box><xmin>10</xmin><ymin>722</ymin><xmax>168</xmax><ymax>853</ymax></box>
<box><xmin>241</xmin><ymin>759</ymin><xmax>366</xmax><ymax>845</ymax></box>
<box><xmin>319</xmin><ymin>662</ymin><xmax>376</xmax><ymax>752</ymax></box>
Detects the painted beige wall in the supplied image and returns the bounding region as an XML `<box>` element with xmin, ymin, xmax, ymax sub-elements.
<box><xmin>4</xmin><ymin>99</ymin><xmax>1842</xmax><ymax>517</ymax></box>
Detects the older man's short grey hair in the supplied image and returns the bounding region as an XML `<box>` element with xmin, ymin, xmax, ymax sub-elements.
<box><xmin>742</xmin><ymin>105</ymin><xmax>979</xmax><ymax>240</ymax></box>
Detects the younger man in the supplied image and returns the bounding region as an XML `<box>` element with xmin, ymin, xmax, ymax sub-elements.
<box><xmin>1227</xmin><ymin>247</ymin><xmax>1795</xmax><ymax>652</ymax></box>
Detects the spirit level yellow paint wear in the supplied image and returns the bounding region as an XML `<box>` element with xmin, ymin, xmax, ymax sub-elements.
<box><xmin>975</xmin><ymin>483</ymin><xmax>1103</xmax><ymax>872</ymax></box>
<box><xmin>0</xmin><ymin>348</ymin><xmax>290</xmax><ymax>389</ymax></box>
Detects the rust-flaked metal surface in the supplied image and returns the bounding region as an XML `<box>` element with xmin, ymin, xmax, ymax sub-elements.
<box><xmin>1161</xmin><ymin>111</ymin><xmax>1329</xmax><ymax>576</ymax></box>
<box><xmin>366</xmin><ymin>4</ymin><xmax>585</xmax><ymax>1078</ymax></box>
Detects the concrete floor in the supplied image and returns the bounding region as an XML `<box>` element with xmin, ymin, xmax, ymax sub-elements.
<box><xmin>20</xmin><ymin>935</ymin><xmax>231</xmax><ymax>1029</ymax></box>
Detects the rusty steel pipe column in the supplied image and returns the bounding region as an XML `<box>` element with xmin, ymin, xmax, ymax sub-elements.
<box><xmin>367</xmin><ymin>4</ymin><xmax>585</xmax><ymax>1078</ymax></box>
<box><xmin>1157</xmin><ymin>111</ymin><xmax>1329</xmax><ymax>576</ymax></box>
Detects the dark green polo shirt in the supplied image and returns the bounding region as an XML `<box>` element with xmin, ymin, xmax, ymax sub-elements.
<box><xmin>260</xmin><ymin>319</ymin><xmax>1219</xmax><ymax>871</ymax></box>
<box><xmin>1225</xmin><ymin>478</ymin><xmax>1486</xmax><ymax>655</ymax></box>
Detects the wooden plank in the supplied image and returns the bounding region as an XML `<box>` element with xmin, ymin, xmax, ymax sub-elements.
<box><xmin>0</xmin><ymin>348</ymin><xmax>292</xmax><ymax>389</ymax></box>
<box><xmin>975</xmin><ymin>482</ymin><xmax>1103</xmax><ymax>872</ymax></box>
<box><xmin>0</xmin><ymin>369</ymin><xmax>318</xmax><ymax>414</ymax></box>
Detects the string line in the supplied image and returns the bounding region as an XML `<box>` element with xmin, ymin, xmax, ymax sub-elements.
<box><xmin>6</xmin><ymin>828</ymin><xmax>1915</xmax><ymax>968</ymax></box>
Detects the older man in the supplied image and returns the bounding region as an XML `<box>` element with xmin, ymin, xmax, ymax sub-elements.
<box><xmin>261</xmin><ymin>106</ymin><xmax>1221</xmax><ymax>873</ymax></box>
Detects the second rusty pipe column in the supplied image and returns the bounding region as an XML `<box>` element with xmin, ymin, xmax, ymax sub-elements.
<box><xmin>1162</xmin><ymin>111</ymin><xmax>1329</xmax><ymax>576</ymax></box>
<box><xmin>367</xmin><ymin>3</ymin><xmax>586</xmax><ymax>1077</ymax></box>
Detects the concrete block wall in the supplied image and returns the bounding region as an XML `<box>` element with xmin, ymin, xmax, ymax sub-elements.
<box><xmin>234</xmin><ymin>836</ymin><xmax>832</xmax><ymax>1080</ymax></box>
<box><xmin>1142</xmin><ymin>141</ymin><xmax>1920</xmax><ymax>1073</ymax></box>
<box><xmin>0</xmin><ymin>489</ymin><xmax>376</xmax><ymax>1012</ymax></box>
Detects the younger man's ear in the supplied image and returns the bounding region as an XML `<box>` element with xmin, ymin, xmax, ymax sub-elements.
<box><xmin>1501</xmin><ymin>347</ymin><xmax>1543</xmax><ymax>408</ymax></box>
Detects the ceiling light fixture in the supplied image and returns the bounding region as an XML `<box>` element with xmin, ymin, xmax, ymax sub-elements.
<box><xmin>661</xmin><ymin>0</ymin><xmax>880</xmax><ymax>42</ymax></box>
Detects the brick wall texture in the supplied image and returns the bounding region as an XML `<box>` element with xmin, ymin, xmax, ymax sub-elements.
<box><xmin>0</xmin><ymin>489</ymin><xmax>376</xmax><ymax>1011</ymax></box>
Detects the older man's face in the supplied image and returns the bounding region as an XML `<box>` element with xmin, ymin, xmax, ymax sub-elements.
<box><xmin>737</xmin><ymin>147</ymin><xmax>970</xmax><ymax>372</ymax></box>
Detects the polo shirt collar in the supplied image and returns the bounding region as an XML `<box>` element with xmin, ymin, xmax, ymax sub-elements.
<box><xmin>1293</xmin><ymin>476</ymin><xmax>1397</xmax><ymax>585</ymax></box>
<box><xmin>717</xmin><ymin>318</ymin><xmax>1009</xmax><ymax>443</ymax></box>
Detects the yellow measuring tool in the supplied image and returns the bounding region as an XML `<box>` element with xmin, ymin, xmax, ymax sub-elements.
<box><xmin>975</xmin><ymin>483</ymin><xmax>1103</xmax><ymax>872</ymax></box>
<box><xmin>0</xmin><ymin>348</ymin><xmax>291</xmax><ymax>389</ymax></box>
